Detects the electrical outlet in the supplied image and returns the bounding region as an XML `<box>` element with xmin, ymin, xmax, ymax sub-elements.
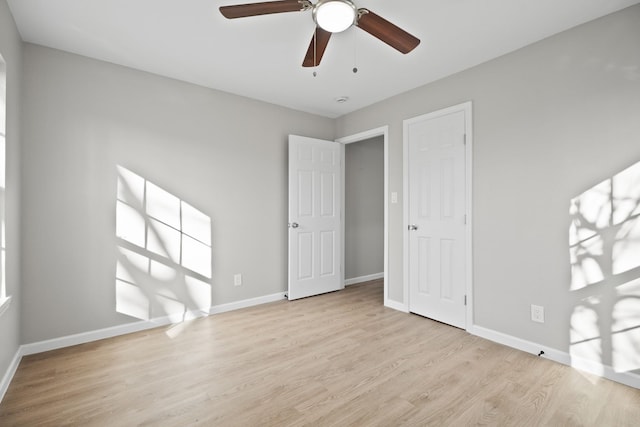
<box><xmin>531</xmin><ymin>304</ymin><xmax>544</xmax><ymax>323</ymax></box>
<box><xmin>234</xmin><ymin>274</ymin><xmax>242</xmax><ymax>287</ymax></box>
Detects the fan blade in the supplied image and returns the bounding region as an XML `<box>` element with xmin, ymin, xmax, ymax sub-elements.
<box><xmin>357</xmin><ymin>9</ymin><xmax>420</xmax><ymax>54</ymax></box>
<box><xmin>220</xmin><ymin>0</ymin><xmax>305</xmax><ymax>19</ymax></box>
<box><xmin>302</xmin><ymin>27</ymin><xmax>332</xmax><ymax>67</ymax></box>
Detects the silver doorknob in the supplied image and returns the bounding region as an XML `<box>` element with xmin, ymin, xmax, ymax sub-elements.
<box><xmin>290</xmin><ymin>222</ymin><xmax>299</xmax><ymax>228</ymax></box>
<box><xmin>408</xmin><ymin>224</ymin><xmax>418</xmax><ymax>231</ymax></box>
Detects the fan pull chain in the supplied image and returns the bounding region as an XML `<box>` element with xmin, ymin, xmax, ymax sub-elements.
<box><xmin>352</xmin><ymin>29</ymin><xmax>358</xmax><ymax>74</ymax></box>
<box><xmin>312</xmin><ymin>26</ymin><xmax>317</xmax><ymax>77</ymax></box>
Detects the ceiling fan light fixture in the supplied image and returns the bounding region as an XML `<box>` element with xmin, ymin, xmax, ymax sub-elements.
<box><xmin>313</xmin><ymin>0</ymin><xmax>357</xmax><ymax>33</ymax></box>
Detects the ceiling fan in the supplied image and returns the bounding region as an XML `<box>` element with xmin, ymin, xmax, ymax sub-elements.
<box><xmin>219</xmin><ymin>0</ymin><xmax>420</xmax><ymax>67</ymax></box>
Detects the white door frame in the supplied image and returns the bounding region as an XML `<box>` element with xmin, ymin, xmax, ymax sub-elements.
<box><xmin>403</xmin><ymin>102</ymin><xmax>473</xmax><ymax>329</ymax></box>
<box><xmin>336</xmin><ymin>126</ymin><xmax>390</xmax><ymax>307</ymax></box>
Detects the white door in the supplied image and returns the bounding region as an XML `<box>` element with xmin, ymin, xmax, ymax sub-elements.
<box><xmin>288</xmin><ymin>135</ymin><xmax>342</xmax><ymax>300</ymax></box>
<box><xmin>405</xmin><ymin>105</ymin><xmax>469</xmax><ymax>328</ymax></box>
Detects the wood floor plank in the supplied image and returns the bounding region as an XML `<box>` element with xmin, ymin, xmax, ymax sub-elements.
<box><xmin>1</xmin><ymin>279</ymin><xmax>639</xmax><ymax>426</ymax></box>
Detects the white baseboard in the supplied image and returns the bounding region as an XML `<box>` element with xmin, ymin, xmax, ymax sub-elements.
<box><xmin>468</xmin><ymin>325</ymin><xmax>569</xmax><ymax>364</ymax></box>
<box><xmin>469</xmin><ymin>325</ymin><xmax>640</xmax><ymax>389</ymax></box>
<box><xmin>21</xmin><ymin>315</ymin><xmax>181</xmax><ymax>356</ymax></box>
<box><xmin>1</xmin><ymin>291</ymin><xmax>287</xmax><ymax>403</ymax></box>
<box><xmin>345</xmin><ymin>272</ymin><xmax>384</xmax><ymax>286</ymax></box>
<box><xmin>21</xmin><ymin>293</ymin><xmax>286</xmax><ymax>356</ymax></box>
<box><xmin>569</xmin><ymin>353</ymin><xmax>640</xmax><ymax>389</ymax></box>
<box><xmin>0</xmin><ymin>349</ymin><xmax>22</xmax><ymax>403</ymax></box>
<box><xmin>208</xmin><ymin>292</ymin><xmax>286</xmax><ymax>314</ymax></box>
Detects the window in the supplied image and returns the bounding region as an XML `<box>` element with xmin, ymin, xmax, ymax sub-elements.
<box><xmin>0</xmin><ymin>53</ymin><xmax>8</xmax><ymax>315</ymax></box>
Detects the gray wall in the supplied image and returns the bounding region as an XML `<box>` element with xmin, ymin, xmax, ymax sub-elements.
<box><xmin>345</xmin><ymin>136</ymin><xmax>384</xmax><ymax>280</ymax></box>
<box><xmin>20</xmin><ymin>44</ymin><xmax>334</xmax><ymax>343</ymax></box>
<box><xmin>3</xmin><ymin>1</ymin><xmax>639</xmax><ymax>383</ymax></box>
<box><xmin>0</xmin><ymin>0</ymin><xmax>22</xmax><ymax>383</ymax></box>
<box><xmin>337</xmin><ymin>4</ymin><xmax>640</xmax><ymax>363</ymax></box>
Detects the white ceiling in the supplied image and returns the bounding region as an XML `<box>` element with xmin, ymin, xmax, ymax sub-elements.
<box><xmin>6</xmin><ymin>0</ymin><xmax>640</xmax><ymax>118</ymax></box>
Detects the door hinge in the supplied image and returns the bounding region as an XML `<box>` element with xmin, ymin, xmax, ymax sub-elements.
<box><xmin>463</xmin><ymin>134</ymin><xmax>467</xmax><ymax>145</ymax></box>
<box><xmin>464</xmin><ymin>295</ymin><xmax>467</xmax><ymax>306</ymax></box>
<box><xmin>464</xmin><ymin>214</ymin><xmax>467</xmax><ymax>225</ymax></box>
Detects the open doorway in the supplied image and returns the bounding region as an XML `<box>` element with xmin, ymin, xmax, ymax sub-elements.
<box><xmin>344</xmin><ymin>137</ymin><xmax>384</xmax><ymax>285</ymax></box>
<box><xmin>338</xmin><ymin>127</ymin><xmax>389</xmax><ymax>306</ymax></box>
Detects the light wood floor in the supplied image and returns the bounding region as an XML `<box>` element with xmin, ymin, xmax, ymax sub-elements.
<box><xmin>1</xmin><ymin>280</ymin><xmax>639</xmax><ymax>426</ymax></box>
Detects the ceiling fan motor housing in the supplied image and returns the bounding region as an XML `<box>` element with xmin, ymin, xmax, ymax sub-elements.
<box><xmin>312</xmin><ymin>0</ymin><xmax>357</xmax><ymax>33</ymax></box>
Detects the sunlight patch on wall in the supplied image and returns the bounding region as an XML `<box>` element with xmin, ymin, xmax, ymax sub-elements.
<box><xmin>568</xmin><ymin>180</ymin><xmax>608</xmax><ymax>290</ymax></box>
<box><xmin>569</xmin><ymin>160</ymin><xmax>640</xmax><ymax>374</ymax></box>
<box><xmin>612</xmin><ymin>278</ymin><xmax>640</xmax><ymax>372</ymax></box>
<box><xmin>611</xmin><ymin>164</ymin><xmax>640</xmax><ymax>275</ymax></box>
<box><xmin>115</xmin><ymin>166</ymin><xmax>212</xmax><ymax>324</ymax></box>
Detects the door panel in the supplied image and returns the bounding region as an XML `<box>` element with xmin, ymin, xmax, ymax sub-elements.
<box><xmin>298</xmin><ymin>171</ymin><xmax>313</xmax><ymax>216</ymax></box>
<box><xmin>297</xmin><ymin>232</ymin><xmax>313</xmax><ymax>280</ymax></box>
<box><xmin>288</xmin><ymin>135</ymin><xmax>342</xmax><ymax>300</ymax></box>
<box><xmin>407</xmin><ymin>109</ymin><xmax>467</xmax><ymax>328</ymax></box>
<box><xmin>320</xmin><ymin>230</ymin><xmax>335</xmax><ymax>276</ymax></box>
<box><xmin>418</xmin><ymin>236</ymin><xmax>430</xmax><ymax>295</ymax></box>
<box><xmin>440</xmin><ymin>238</ymin><xmax>454</xmax><ymax>300</ymax></box>
<box><xmin>320</xmin><ymin>172</ymin><xmax>335</xmax><ymax>216</ymax></box>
